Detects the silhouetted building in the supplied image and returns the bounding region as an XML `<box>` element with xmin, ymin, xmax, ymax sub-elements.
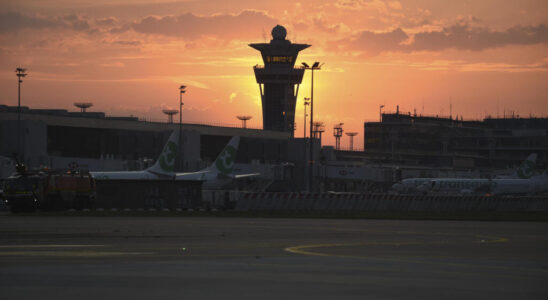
<box><xmin>250</xmin><ymin>25</ymin><xmax>309</xmax><ymax>135</ymax></box>
<box><xmin>363</xmin><ymin>112</ymin><xmax>548</xmax><ymax>169</ymax></box>
<box><xmin>1</xmin><ymin>104</ymin><xmax>322</xmax><ymax>191</ymax></box>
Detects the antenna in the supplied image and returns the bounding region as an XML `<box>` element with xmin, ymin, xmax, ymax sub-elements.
<box><xmin>449</xmin><ymin>96</ymin><xmax>452</xmax><ymax>119</ymax></box>
<box><xmin>333</xmin><ymin>123</ymin><xmax>344</xmax><ymax>150</ymax></box>
<box><xmin>162</xmin><ymin>109</ymin><xmax>179</xmax><ymax>123</ymax></box>
<box><xmin>262</xmin><ymin>28</ymin><xmax>267</xmax><ymax>42</ymax></box>
<box><xmin>74</xmin><ymin>102</ymin><xmax>93</xmax><ymax>113</ymax></box>
<box><xmin>345</xmin><ymin>132</ymin><xmax>358</xmax><ymax>151</ymax></box>
<box><xmin>237</xmin><ymin>115</ymin><xmax>252</xmax><ymax>128</ymax></box>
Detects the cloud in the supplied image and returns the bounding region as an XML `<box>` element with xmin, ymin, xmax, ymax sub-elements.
<box><xmin>330</xmin><ymin>28</ymin><xmax>408</xmax><ymax>56</ymax></box>
<box><xmin>0</xmin><ymin>12</ymin><xmax>58</xmax><ymax>33</ymax></box>
<box><xmin>354</xmin><ymin>58</ymin><xmax>548</xmax><ymax>73</ymax></box>
<box><xmin>331</xmin><ymin>23</ymin><xmax>548</xmax><ymax>55</ymax></box>
<box><xmin>0</xmin><ymin>12</ymin><xmax>93</xmax><ymax>34</ymax></box>
<box><xmin>95</xmin><ymin>17</ymin><xmax>118</xmax><ymax>27</ymax></box>
<box><xmin>387</xmin><ymin>1</ymin><xmax>403</xmax><ymax>10</ymax></box>
<box><xmin>411</xmin><ymin>24</ymin><xmax>548</xmax><ymax>51</ymax></box>
<box><xmin>112</xmin><ymin>40</ymin><xmax>141</xmax><ymax>46</ymax></box>
<box><xmin>99</xmin><ymin>62</ymin><xmax>125</xmax><ymax>68</ymax></box>
<box><xmin>62</xmin><ymin>14</ymin><xmax>90</xmax><ymax>31</ymax></box>
<box><xmin>131</xmin><ymin>10</ymin><xmax>277</xmax><ymax>40</ymax></box>
<box><xmin>229</xmin><ymin>92</ymin><xmax>237</xmax><ymax>103</ymax></box>
<box><xmin>313</xmin><ymin>15</ymin><xmax>350</xmax><ymax>34</ymax></box>
<box><xmin>334</xmin><ymin>0</ymin><xmax>387</xmax><ymax>12</ymax></box>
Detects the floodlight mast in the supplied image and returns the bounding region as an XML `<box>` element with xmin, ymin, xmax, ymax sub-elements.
<box><xmin>301</xmin><ymin>61</ymin><xmax>323</xmax><ymax>191</ymax></box>
<box><xmin>303</xmin><ymin>97</ymin><xmax>310</xmax><ymax>139</ymax></box>
<box><xmin>15</xmin><ymin>67</ymin><xmax>27</xmax><ymax>163</ymax></box>
<box><xmin>179</xmin><ymin>85</ymin><xmax>186</xmax><ymax>132</ymax></box>
<box><xmin>333</xmin><ymin>123</ymin><xmax>344</xmax><ymax>150</ymax></box>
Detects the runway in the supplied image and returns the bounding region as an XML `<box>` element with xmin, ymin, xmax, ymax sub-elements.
<box><xmin>1</xmin><ymin>216</ymin><xmax>547</xmax><ymax>299</ymax></box>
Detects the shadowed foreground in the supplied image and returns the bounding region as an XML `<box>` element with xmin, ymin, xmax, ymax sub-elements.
<box><xmin>1</xmin><ymin>216</ymin><xmax>547</xmax><ymax>299</ymax></box>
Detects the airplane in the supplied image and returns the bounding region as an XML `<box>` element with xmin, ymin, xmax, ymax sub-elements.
<box><xmin>90</xmin><ymin>131</ymin><xmax>259</xmax><ymax>188</ymax></box>
<box><xmin>395</xmin><ymin>174</ymin><xmax>548</xmax><ymax>196</ymax></box>
<box><xmin>391</xmin><ymin>154</ymin><xmax>541</xmax><ymax>195</ymax></box>
<box><xmin>90</xmin><ymin>130</ymin><xmax>180</xmax><ymax>180</ymax></box>
<box><xmin>495</xmin><ymin>153</ymin><xmax>537</xmax><ymax>179</ymax></box>
<box><xmin>175</xmin><ymin>136</ymin><xmax>259</xmax><ymax>189</ymax></box>
<box><xmin>490</xmin><ymin>169</ymin><xmax>548</xmax><ymax>195</ymax></box>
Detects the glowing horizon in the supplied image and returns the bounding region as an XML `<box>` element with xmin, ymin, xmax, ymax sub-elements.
<box><xmin>1</xmin><ymin>0</ymin><xmax>547</xmax><ymax>147</ymax></box>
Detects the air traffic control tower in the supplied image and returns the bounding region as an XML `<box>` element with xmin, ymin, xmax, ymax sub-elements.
<box><xmin>250</xmin><ymin>25</ymin><xmax>310</xmax><ymax>135</ymax></box>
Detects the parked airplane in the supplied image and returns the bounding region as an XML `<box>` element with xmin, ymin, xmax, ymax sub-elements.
<box><xmin>391</xmin><ymin>154</ymin><xmax>541</xmax><ymax>195</ymax></box>
<box><xmin>91</xmin><ymin>131</ymin><xmax>258</xmax><ymax>188</ymax></box>
<box><xmin>90</xmin><ymin>130</ymin><xmax>180</xmax><ymax>180</ymax></box>
<box><xmin>395</xmin><ymin>175</ymin><xmax>548</xmax><ymax>196</ymax></box>
<box><xmin>175</xmin><ymin>136</ymin><xmax>259</xmax><ymax>189</ymax></box>
<box><xmin>490</xmin><ymin>169</ymin><xmax>548</xmax><ymax>195</ymax></box>
<box><xmin>496</xmin><ymin>153</ymin><xmax>537</xmax><ymax>179</ymax></box>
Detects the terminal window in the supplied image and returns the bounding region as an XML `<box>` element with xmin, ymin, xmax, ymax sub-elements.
<box><xmin>265</xmin><ymin>56</ymin><xmax>293</xmax><ymax>63</ymax></box>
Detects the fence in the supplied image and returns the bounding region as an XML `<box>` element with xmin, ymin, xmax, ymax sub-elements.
<box><xmin>233</xmin><ymin>192</ymin><xmax>548</xmax><ymax>212</ymax></box>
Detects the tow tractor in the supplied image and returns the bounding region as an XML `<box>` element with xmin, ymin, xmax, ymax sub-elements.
<box><xmin>3</xmin><ymin>164</ymin><xmax>95</xmax><ymax>212</ymax></box>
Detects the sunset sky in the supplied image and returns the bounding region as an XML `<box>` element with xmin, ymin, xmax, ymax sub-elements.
<box><xmin>1</xmin><ymin>0</ymin><xmax>547</xmax><ymax>148</ymax></box>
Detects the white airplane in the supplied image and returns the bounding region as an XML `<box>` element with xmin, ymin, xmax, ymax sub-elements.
<box><xmin>91</xmin><ymin>131</ymin><xmax>259</xmax><ymax>189</ymax></box>
<box><xmin>175</xmin><ymin>136</ymin><xmax>259</xmax><ymax>189</ymax></box>
<box><xmin>496</xmin><ymin>153</ymin><xmax>537</xmax><ymax>179</ymax></box>
<box><xmin>395</xmin><ymin>175</ymin><xmax>548</xmax><ymax>196</ymax></box>
<box><xmin>391</xmin><ymin>154</ymin><xmax>541</xmax><ymax>195</ymax></box>
<box><xmin>90</xmin><ymin>130</ymin><xmax>180</xmax><ymax>180</ymax></box>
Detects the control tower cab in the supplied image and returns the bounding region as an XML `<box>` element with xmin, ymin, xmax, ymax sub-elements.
<box><xmin>250</xmin><ymin>25</ymin><xmax>310</xmax><ymax>135</ymax></box>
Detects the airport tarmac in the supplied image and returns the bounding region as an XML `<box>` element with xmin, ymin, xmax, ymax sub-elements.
<box><xmin>0</xmin><ymin>216</ymin><xmax>547</xmax><ymax>299</ymax></box>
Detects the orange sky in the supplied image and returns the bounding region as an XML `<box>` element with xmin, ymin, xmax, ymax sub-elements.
<box><xmin>1</xmin><ymin>0</ymin><xmax>547</xmax><ymax>148</ymax></box>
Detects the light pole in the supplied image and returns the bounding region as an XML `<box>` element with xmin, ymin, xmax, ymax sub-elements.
<box><xmin>179</xmin><ymin>85</ymin><xmax>186</xmax><ymax>131</ymax></box>
<box><xmin>303</xmin><ymin>97</ymin><xmax>310</xmax><ymax>139</ymax></box>
<box><xmin>302</xmin><ymin>97</ymin><xmax>310</xmax><ymax>189</ymax></box>
<box><xmin>302</xmin><ymin>61</ymin><xmax>323</xmax><ymax>191</ymax></box>
<box><xmin>178</xmin><ymin>85</ymin><xmax>186</xmax><ymax>171</ymax></box>
<box><xmin>15</xmin><ymin>67</ymin><xmax>27</xmax><ymax>163</ymax></box>
<box><xmin>379</xmin><ymin>104</ymin><xmax>385</xmax><ymax>122</ymax></box>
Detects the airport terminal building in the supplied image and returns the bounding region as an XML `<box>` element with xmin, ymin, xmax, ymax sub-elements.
<box><xmin>0</xmin><ymin>104</ymin><xmax>322</xmax><ymax>191</ymax></box>
<box><xmin>362</xmin><ymin>111</ymin><xmax>548</xmax><ymax>170</ymax></box>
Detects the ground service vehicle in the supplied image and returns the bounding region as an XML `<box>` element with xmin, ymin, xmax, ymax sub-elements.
<box><xmin>3</xmin><ymin>169</ymin><xmax>95</xmax><ymax>212</ymax></box>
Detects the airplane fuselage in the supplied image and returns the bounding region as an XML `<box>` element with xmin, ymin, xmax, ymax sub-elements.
<box><xmin>395</xmin><ymin>177</ymin><xmax>548</xmax><ymax>195</ymax></box>
<box><xmin>90</xmin><ymin>170</ymin><xmax>172</xmax><ymax>180</ymax></box>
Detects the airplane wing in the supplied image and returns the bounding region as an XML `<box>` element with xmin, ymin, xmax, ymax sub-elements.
<box><xmin>233</xmin><ymin>173</ymin><xmax>261</xmax><ymax>179</ymax></box>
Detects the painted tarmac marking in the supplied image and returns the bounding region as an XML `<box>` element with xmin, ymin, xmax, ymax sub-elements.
<box><xmin>285</xmin><ymin>240</ymin><xmax>457</xmax><ymax>258</ymax></box>
<box><xmin>0</xmin><ymin>251</ymin><xmax>152</xmax><ymax>257</ymax></box>
<box><xmin>0</xmin><ymin>244</ymin><xmax>153</xmax><ymax>257</ymax></box>
<box><xmin>284</xmin><ymin>236</ymin><xmax>547</xmax><ymax>274</ymax></box>
<box><xmin>285</xmin><ymin>235</ymin><xmax>510</xmax><ymax>257</ymax></box>
<box><xmin>474</xmin><ymin>235</ymin><xmax>509</xmax><ymax>243</ymax></box>
<box><xmin>0</xmin><ymin>244</ymin><xmax>106</xmax><ymax>248</ymax></box>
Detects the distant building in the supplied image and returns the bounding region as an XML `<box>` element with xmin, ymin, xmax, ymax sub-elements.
<box><xmin>363</xmin><ymin>112</ymin><xmax>548</xmax><ymax>170</ymax></box>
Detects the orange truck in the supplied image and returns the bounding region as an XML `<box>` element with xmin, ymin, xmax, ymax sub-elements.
<box><xmin>3</xmin><ymin>171</ymin><xmax>95</xmax><ymax>212</ymax></box>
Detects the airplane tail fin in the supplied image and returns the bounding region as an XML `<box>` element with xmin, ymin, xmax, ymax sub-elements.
<box><xmin>206</xmin><ymin>136</ymin><xmax>240</xmax><ymax>176</ymax></box>
<box><xmin>516</xmin><ymin>153</ymin><xmax>537</xmax><ymax>179</ymax></box>
<box><xmin>147</xmin><ymin>130</ymin><xmax>180</xmax><ymax>176</ymax></box>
